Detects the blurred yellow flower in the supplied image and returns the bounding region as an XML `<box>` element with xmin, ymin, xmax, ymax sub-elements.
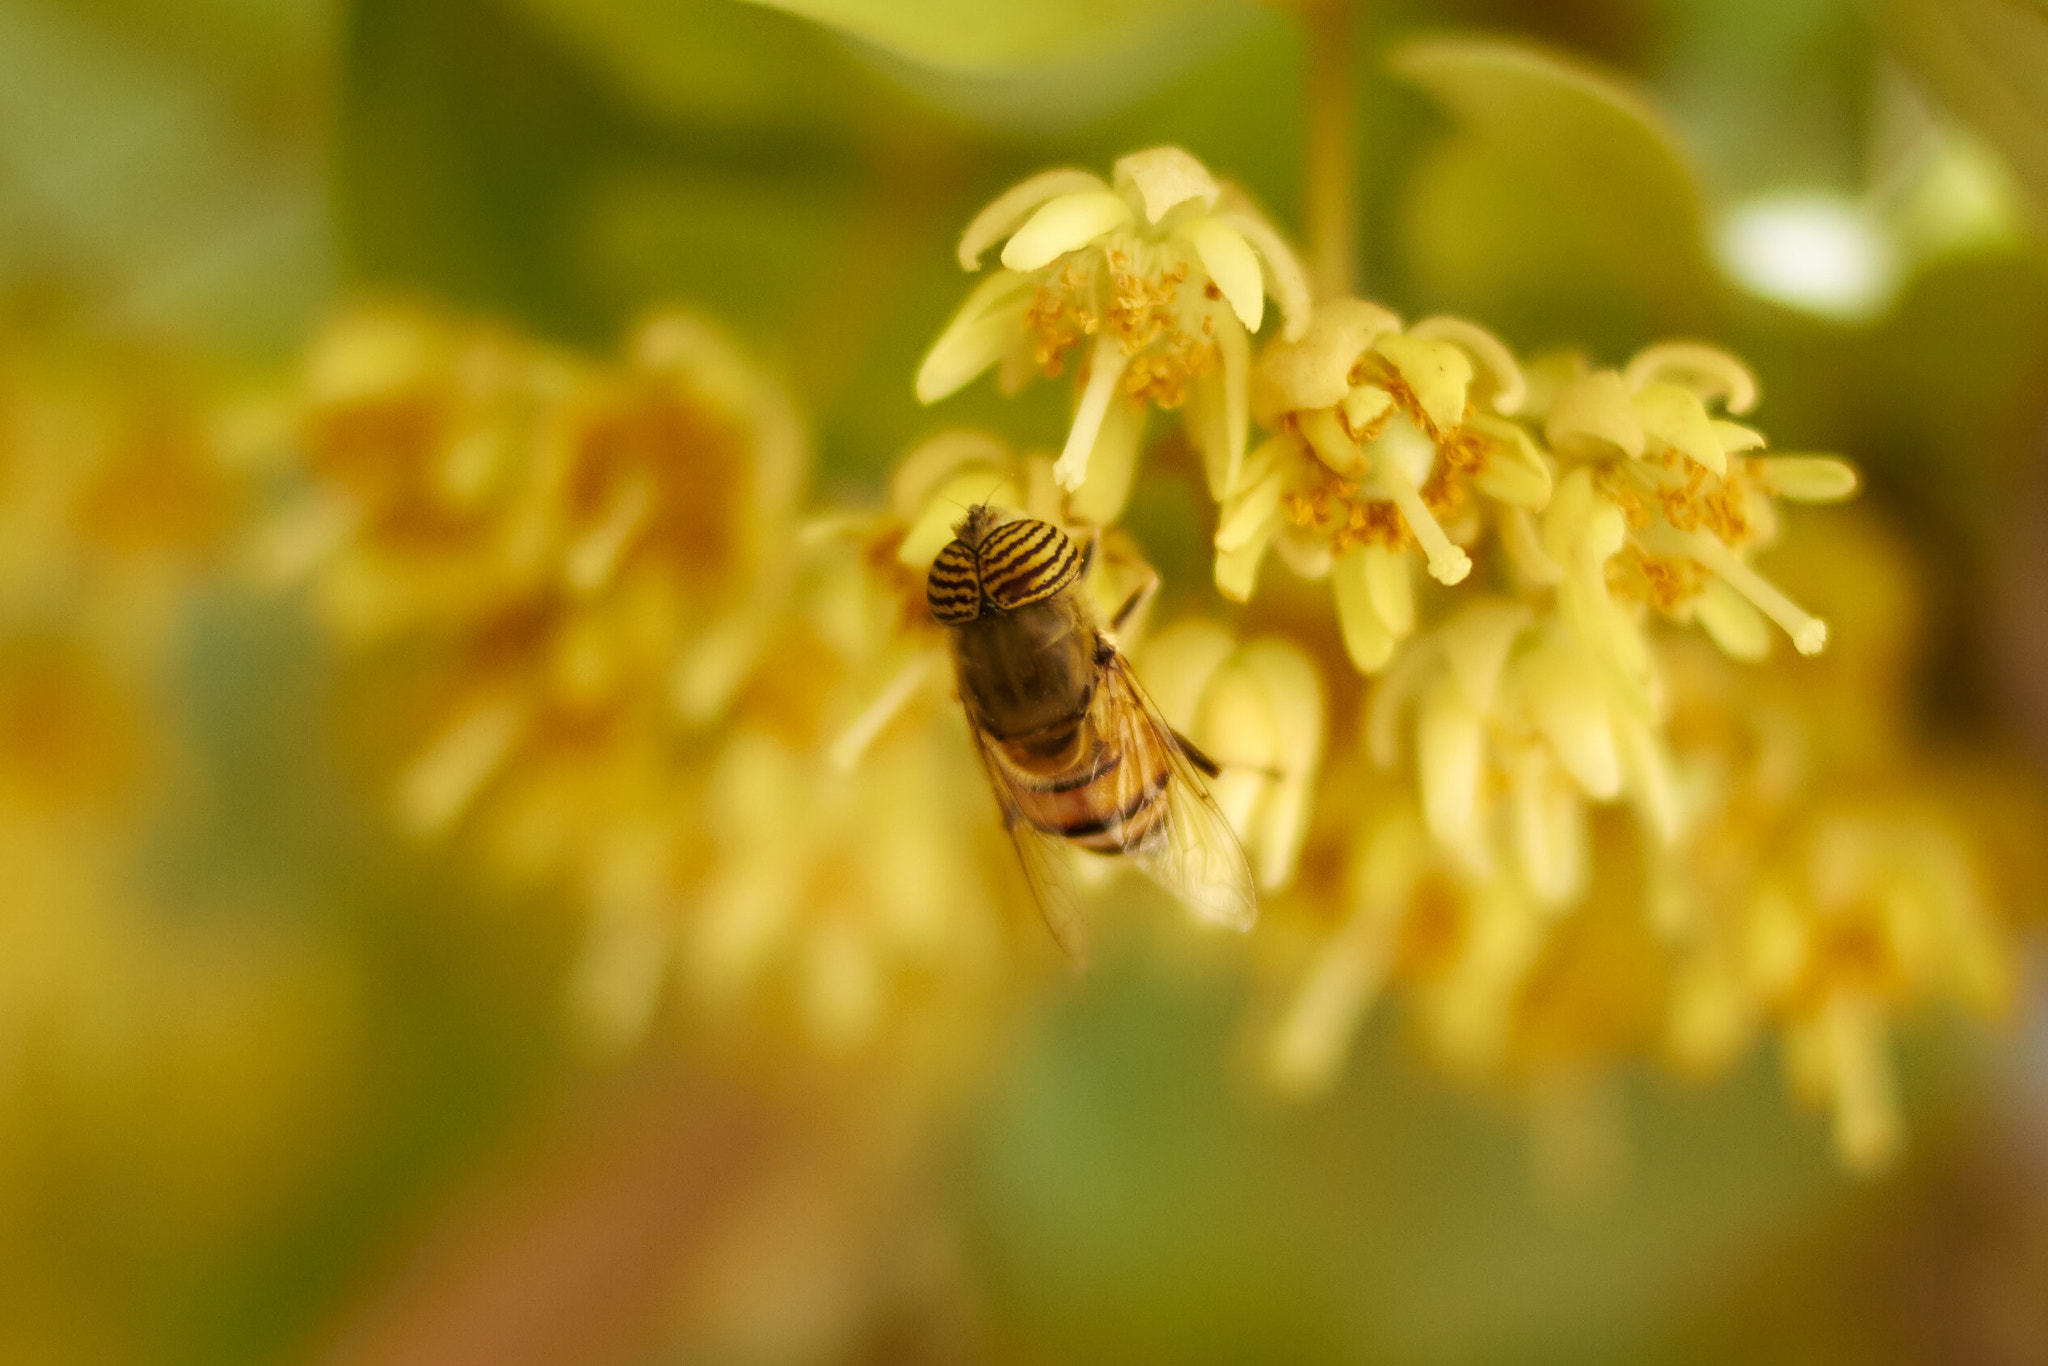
<box><xmin>1139</xmin><ymin>619</ymin><xmax>1325</xmax><ymax>892</ymax></box>
<box><xmin>282</xmin><ymin>304</ymin><xmax>803</xmax><ymax>870</ymax></box>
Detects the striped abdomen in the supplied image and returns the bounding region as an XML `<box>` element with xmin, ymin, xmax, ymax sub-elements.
<box><xmin>986</xmin><ymin>704</ymin><xmax>1174</xmax><ymax>856</ymax></box>
<box><xmin>926</xmin><ymin>513</ymin><xmax>1082</xmax><ymax>625</ymax></box>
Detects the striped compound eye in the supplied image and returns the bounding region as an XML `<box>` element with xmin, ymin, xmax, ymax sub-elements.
<box><xmin>975</xmin><ymin>517</ymin><xmax>1081</xmax><ymax>613</ymax></box>
<box><xmin>925</xmin><ymin>539</ymin><xmax>984</xmax><ymax>624</ymax></box>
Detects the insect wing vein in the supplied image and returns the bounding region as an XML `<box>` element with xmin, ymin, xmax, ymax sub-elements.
<box><xmin>969</xmin><ymin>723</ymin><xmax>1091</xmax><ymax>964</ymax></box>
<box><xmin>1098</xmin><ymin>652</ymin><xmax>1258</xmax><ymax>931</ymax></box>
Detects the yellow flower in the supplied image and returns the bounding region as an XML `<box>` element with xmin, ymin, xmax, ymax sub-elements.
<box><xmin>1266</xmin><ymin>787</ymin><xmax>1550</xmax><ymax>1094</ymax></box>
<box><xmin>1139</xmin><ymin>619</ymin><xmax>1325</xmax><ymax>890</ymax></box>
<box><xmin>1215</xmin><ymin>301</ymin><xmax>1548</xmax><ymax>670</ymax></box>
<box><xmin>1651</xmin><ymin>518</ymin><xmax>2022</xmax><ymax>1174</ymax></box>
<box><xmin>1535</xmin><ymin>342</ymin><xmax>1858</xmax><ymax>665</ymax></box>
<box><xmin>285</xmin><ymin>304</ymin><xmax>804</xmax><ymax>859</ymax></box>
<box><xmin>567</xmin><ymin>507</ymin><xmax>1024</xmax><ymax>1058</ymax></box>
<box><xmin>916</xmin><ymin>148</ymin><xmax>1309</xmax><ymax>520</ymax></box>
<box><xmin>1363</xmin><ymin>597</ymin><xmax>1668</xmax><ymax>896</ymax></box>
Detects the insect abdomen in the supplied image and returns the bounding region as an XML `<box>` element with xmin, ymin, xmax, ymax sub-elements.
<box><xmin>1001</xmin><ymin>729</ymin><xmax>1173</xmax><ymax>855</ymax></box>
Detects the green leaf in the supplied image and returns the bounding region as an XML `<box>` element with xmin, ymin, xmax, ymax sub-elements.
<box><xmin>1388</xmin><ymin>35</ymin><xmax>1719</xmax><ymax>351</ymax></box>
<box><xmin>739</xmin><ymin>0</ymin><xmax>1217</xmax><ymax>71</ymax></box>
<box><xmin>498</xmin><ymin>0</ymin><xmax>903</xmax><ymax>131</ymax></box>
<box><xmin>506</xmin><ymin>0</ymin><xmax>1266</xmax><ymax>134</ymax></box>
<box><xmin>1880</xmin><ymin>0</ymin><xmax>2048</xmax><ymax>232</ymax></box>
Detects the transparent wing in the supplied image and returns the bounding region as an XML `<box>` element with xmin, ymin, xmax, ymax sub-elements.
<box><xmin>1096</xmin><ymin>652</ymin><xmax>1259</xmax><ymax>932</ymax></box>
<box><xmin>967</xmin><ymin>723</ymin><xmax>1091</xmax><ymax>966</ymax></box>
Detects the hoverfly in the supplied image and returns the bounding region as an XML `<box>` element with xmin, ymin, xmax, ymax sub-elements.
<box><xmin>927</xmin><ymin>503</ymin><xmax>1256</xmax><ymax>961</ymax></box>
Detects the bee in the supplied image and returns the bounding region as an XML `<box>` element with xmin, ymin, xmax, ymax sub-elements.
<box><xmin>927</xmin><ymin>504</ymin><xmax>1256</xmax><ymax>961</ymax></box>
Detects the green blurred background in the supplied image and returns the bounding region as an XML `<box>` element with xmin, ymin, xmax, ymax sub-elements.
<box><xmin>4</xmin><ymin>0</ymin><xmax>2048</xmax><ymax>1362</ymax></box>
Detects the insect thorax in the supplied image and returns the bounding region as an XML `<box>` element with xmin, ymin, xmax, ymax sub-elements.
<box><xmin>949</xmin><ymin>596</ymin><xmax>1098</xmax><ymax>744</ymax></box>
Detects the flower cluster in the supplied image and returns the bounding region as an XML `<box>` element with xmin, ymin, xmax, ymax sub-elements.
<box><xmin>262</xmin><ymin>142</ymin><xmax>2029</xmax><ymax>1170</ymax></box>
<box><xmin>919</xmin><ymin>147</ymin><xmax>1309</xmax><ymax>524</ymax></box>
<box><xmin>910</xmin><ymin>148</ymin><xmax>2025</xmax><ymax>1171</ymax></box>
<box><xmin>283</xmin><ymin>308</ymin><xmax>1053</xmax><ymax>1060</ymax></box>
<box><xmin>282</xmin><ymin>304</ymin><xmax>803</xmax><ymax>870</ymax></box>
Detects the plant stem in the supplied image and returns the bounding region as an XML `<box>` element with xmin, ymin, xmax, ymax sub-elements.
<box><xmin>1304</xmin><ymin>0</ymin><xmax>1358</xmax><ymax>300</ymax></box>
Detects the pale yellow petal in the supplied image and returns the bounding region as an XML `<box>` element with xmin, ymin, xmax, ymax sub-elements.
<box><xmin>1693</xmin><ymin>577</ymin><xmax>1772</xmax><ymax>661</ymax></box>
<box><xmin>1410</xmin><ymin>315</ymin><xmax>1526</xmax><ymax>413</ymax></box>
<box><xmin>1113</xmin><ymin>145</ymin><xmax>1220</xmax><ymax>222</ymax></box>
<box><xmin>957</xmin><ymin>168</ymin><xmax>1108</xmax><ymax>269</ymax></box>
<box><xmin>1361</xmin><ymin>544</ymin><xmax>1414</xmax><ymax>637</ymax></box>
<box><xmin>1633</xmin><ymin>382</ymin><xmax>1726</xmax><ymax>476</ymax></box>
<box><xmin>1000</xmin><ymin>191</ymin><xmax>1133</xmax><ymax>272</ymax></box>
<box><xmin>1376</xmin><ymin>333</ymin><xmax>1473</xmax><ymax>434</ymax></box>
<box><xmin>1274</xmin><ymin>524</ymin><xmax>1333</xmax><ymax>579</ymax></box>
<box><xmin>1066</xmin><ymin>388</ymin><xmax>1146</xmax><ymax>524</ymax></box>
<box><xmin>1710</xmin><ymin>419</ymin><xmax>1767</xmax><ymax>453</ymax></box>
<box><xmin>1417</xmin><ymin>680</ymin><xmax>1485</xmax><ymax>848</ymax></box>
<box><xmin>1466</xmin><ymin>414</ymin><xmax>1552</xmax><ymax>508</ymax></box>
<box><xmin>1517</xmin><ymin>647</ymin><xmax>1621</xmax><ymax>799</ymax></box>
<box><xmin>1182</xmin><ymin>217</ymin><xmax>1264</xmax><ymax>331</ymax></box>
<box><xmin>1438</xmin><ymin>598</ymin><xmax>1534</xmax><ymax>713</ymax></box>
<box><xmin>915</xmin><ymin>270</ymin><xmax>1034</xmax><ymax>403</ymax></box>
<box><xmin>1215</xmin><ymin>512</ymin><xmax>1280</xmax><ymax>602</ymax></box>
<box><xmin>1299</xmin><ymin>405</ymin><xmax>1364</xmax><ymax>474</ymax></box>
<box><xmin>1545</xmin><ymin>369</ymin><xmax>1644</xmax><ymax>461</ymax></box>
<box><xmin>1215</xmin><ymin>465</ymin><xmax>1287</xmax><ymax>552</ymax></box>
<box><xmin>1623</xmin><ymin>341</ymin><xmax>1758</xmax><ymax>414</ymax></box>
<box><xmin>1217</xmin><ymin>207</ymin><xmax>1311</xmax><ymax>340</ymax></box>
<box><xmin>1339</xmin><ymin>382</ymin><xmax>1395</xmax><ymax>436</ymax></box>
<box><xmin>1613</xmin><ymin>709</ymin><xmax>1680</xmax><ymax>845</ymax></box>
<box><xmin>1256</xmin><ymin>297</ymin><xmax>1402</xmax><ymax>411</ymax></box>
<box><xmin>1332</xmin><ymin>550</ymin><xmax>1397</xmax><ymax>672</ymax></box>
<box><xmin>1054</xmin><ymin>339</ymin><xmax>1130</xmax><ymax>490</ymax></box>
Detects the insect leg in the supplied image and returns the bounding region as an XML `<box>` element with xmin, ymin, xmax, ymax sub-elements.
<box><xmin>1108</xmin><ymin>559</ymin><xmax>1160</xmax><ymax>632</ymax></box>
<box><xmin>1171</xmin><ymin>729</ymin><xmax>1224</xmax><ymax>778</ymax></box>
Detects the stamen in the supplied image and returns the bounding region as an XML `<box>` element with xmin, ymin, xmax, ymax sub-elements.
<box><xmin>1823</xmin><ymin>993</ymin><xmax>1901</xmax><ymax>1174</ymax></box>
<box><xmin>396</xmin><ymin>697</ymin><xmax>524</xmax><ymax>836</ymax></box>
<box><xmin>829</xmin><ymin>653</ymin><xmax>939</xmax><ymax>771</ymax></box>
<box><xmin>1687</xmin><ymin>533</ymin><xmax>1827</xmax><ymax>654</ymax></box>
<box><xmin>565</xmin><ymin>478</ymin><xmax>653</xmax><ymax>592</ymax></box>
<box><xmin>1383</xmin><ymin>475</ymin><xmax>1471</xmax><ymax>585</ymax></box>
<box><xmin>1266</xmin><ymin>913</ymin><xmax>1395</xmax><ymax>1097</ymax></box>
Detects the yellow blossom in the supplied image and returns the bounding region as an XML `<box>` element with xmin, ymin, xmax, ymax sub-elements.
<box><xmin>1534</xmin><ymin>342</ymin><xmax>1857</xmax><ymax>664</ymax></box>
<box><xmin>1266</xmin><ymin>786</ymin><xmax>1550</xmax><ymax>1095</ymax></box>
<box><xmin>1215</xmin><ymin>301</ymin><xmax>1548</xmax><ymax>670</ymax></box>
<box><xmin>917</xmin><ymin>147</ymin><xmax>1310</xmax><ymax>520</ymax></box>
<box><xmin>1139</xmin><ymin>619</ymin><xmax>1325</xmax><ymax>891</ymax></box>
<box><xmin>283</xmin><ymin>304</ymin><xmax>803</xmax><ymax>869</ymax></box>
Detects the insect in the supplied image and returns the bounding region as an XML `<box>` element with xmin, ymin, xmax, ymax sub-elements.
<box><xmin>927</xmin><ymin>504</ymin><xmax>1256</xmax><ymax>961</ymax></box>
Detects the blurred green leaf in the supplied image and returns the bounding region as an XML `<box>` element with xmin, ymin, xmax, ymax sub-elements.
<box><xmin>740</xmin><ymin>0</ymin><xmax>1225</xmax><ymax>70</ymax></box>
<box><xmin>507</xmin><ymin>0</ymin><xmax>1270</xmax><ymax>134</ymax></box>
<box><xmin>1880</xmin><ymin>0</ymin><xmax>2048</xmax><ymax>232</ymax></box>
<box><xmin>1388</xmin><ymin>34</ymin><xmax>1719</xmax><ymax>351</ymax></box>
<box><xmin>499</xmin><ymin>0</ymin><xmax>907</xmax><ymax>131</ymax></box>
<box><xmin>0</xmin><ymin>0</ymin><xmax>332</xmax><ymax>353</ymax></box>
